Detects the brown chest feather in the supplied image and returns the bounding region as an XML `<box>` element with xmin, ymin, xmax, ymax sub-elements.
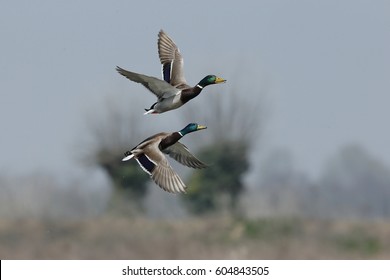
<box><xmin>159</xmin><ymin>132</ymin><xmax>182</xmax><ymax>150</ymax></box>
<box><xmin>180</xmin><ymin>86</ymin><xmax>202</xmax><ymax>104</ymax></box>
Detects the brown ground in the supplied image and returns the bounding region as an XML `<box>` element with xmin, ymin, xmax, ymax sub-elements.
<box><xmin>1</xmin><ymin>216</ymin><xmax>390</xmax><ymax>259</ymax></box>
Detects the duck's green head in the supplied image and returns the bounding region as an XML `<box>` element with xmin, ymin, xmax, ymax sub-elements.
<box><xmin>179</xmin><ymin>123</ymin><xmax>207</xmax><ymax>136</ymax></box>
<box><xmin>198</xmin><ymin>75</ymin><xmax>226</xmax><ymax>88</ymax></box>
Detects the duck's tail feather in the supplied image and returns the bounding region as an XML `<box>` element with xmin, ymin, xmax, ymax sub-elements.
<box><xmin>144</xmin><ymin>108</ymin><xmax>158</xmax><ymax>115</ymax></box>
<box><xmin>122</xmin><ymin>152</ymin><xmax>134</xmax><ymax>161</ymax></box>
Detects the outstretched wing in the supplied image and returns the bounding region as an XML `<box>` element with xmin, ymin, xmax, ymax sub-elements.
<box><xmin>163</xmin><ymin>142</ymin><xmax>208</xmax><ymax>169</ymax></box>
<box><xmin>157</xmin><ymin>30</ymin><xmax>189</xmax><ymax>89</ymax></box>
<box><xmin>116</xmin><ymin>66</ymin><xmax>180</xmax><ymax>99</ymax></box>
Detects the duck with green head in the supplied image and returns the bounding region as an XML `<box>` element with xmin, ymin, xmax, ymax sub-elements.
<box><xmin>116</xmin><ymin>30</ymin><xmax>226</xmax><ymax>114</ymax></box>
<box><xmin>122</xmin><ymin>123</ymin><xmax>207</xmax><ymax>193</ymax></box>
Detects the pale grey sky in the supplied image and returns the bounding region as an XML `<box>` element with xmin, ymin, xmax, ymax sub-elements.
<box><xmin>1</xmin><ymin>0</ymin><xmax>389</xmax><ymax>181</ymax></box>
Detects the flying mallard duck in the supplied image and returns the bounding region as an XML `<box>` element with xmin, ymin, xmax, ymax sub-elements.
<box><xmin>116</xmin><ymin>30</ymin><xmax>226</xmax><ymax>114</ymax></box>
<box><xmin>122</xmin><ymin>123</ymin><xmax>207</xmax><ymax>193</ymax></box>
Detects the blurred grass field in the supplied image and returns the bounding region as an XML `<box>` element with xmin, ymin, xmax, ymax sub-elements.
<box><xmin>1</xmin><ymin>216</ymin><xmax>390</xmax><ymax>259</ymax></box>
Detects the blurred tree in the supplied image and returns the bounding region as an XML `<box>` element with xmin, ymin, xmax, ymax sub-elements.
<box><xmin>80</xmin><ymin>94</ymin><xmax>152</xmax><ymax>214</ymax></box>
<box><xmin>95</xmin><ymin>149</ymin><xmax>149</xmax><ymax>213</ymax></box>
<box><xmin>257</xmin><ymin>148</ymin><xmax>313</xmax><ymax>217</ymax></box>
<box><xmin>318</xmin><ymin>144</ymin><xmax>390</xmax><ymax>219</ymax></box>
<box><xmin>183</xmin><ymin>141</ymin><xmax>249</xmax><ymax>215</ymax></box>
<box><xmin>181</xmin><ymin>82</ymin><xmax>267</xmax><ymax>216</ymax></box>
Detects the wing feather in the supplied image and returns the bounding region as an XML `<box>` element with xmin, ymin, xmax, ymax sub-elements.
<box><xmin>163</xmin><ymin>142</ymin><xmax>207</xmax><ymax>169</ymax></box>
<box><xmin>116</xmin><ymin>66</ymin><xmax>180</xmax><ymax>99</ymax></box>
<box><xmin>151</xmin><ymin>158</ymin><xmax>187</xmax><ymax>193</ymax></box>
<box><xmin>157</xmin><ymin>30</ymin><xmax>189</xmax><ymax>89</ymax></box>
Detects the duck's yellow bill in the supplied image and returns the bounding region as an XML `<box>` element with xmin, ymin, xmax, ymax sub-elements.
<box><xmin>215</xmin><ymin>77</ymin><xmax>226</xmax><ymax>84</ymax></box>
<box><xmin>197</xmin><ymin>125</ymin><xmax>207</xmax><ymax>130</ymax></box>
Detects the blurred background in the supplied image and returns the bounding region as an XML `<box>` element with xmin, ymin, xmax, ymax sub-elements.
<box><xmin>1</xmin><ymin>0</ymin><xmax>390</xmax><ymax>259</ymax></box>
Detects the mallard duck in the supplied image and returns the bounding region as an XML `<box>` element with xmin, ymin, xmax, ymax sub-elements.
<box><xmin>116</xmin><ymin>30</ymin><xmax>226</xmax><ymax>114</ymax></box>
<box><xmin>122</xmin><ymin>123</ymin><xmax>207</xmax><ymax>193</ymax></box>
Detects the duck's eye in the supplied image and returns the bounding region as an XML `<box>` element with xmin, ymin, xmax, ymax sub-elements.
<box><xmin>124</xmin><ymin>151</ymin><xmax>131</xmax><ymax>156</ymax></box>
